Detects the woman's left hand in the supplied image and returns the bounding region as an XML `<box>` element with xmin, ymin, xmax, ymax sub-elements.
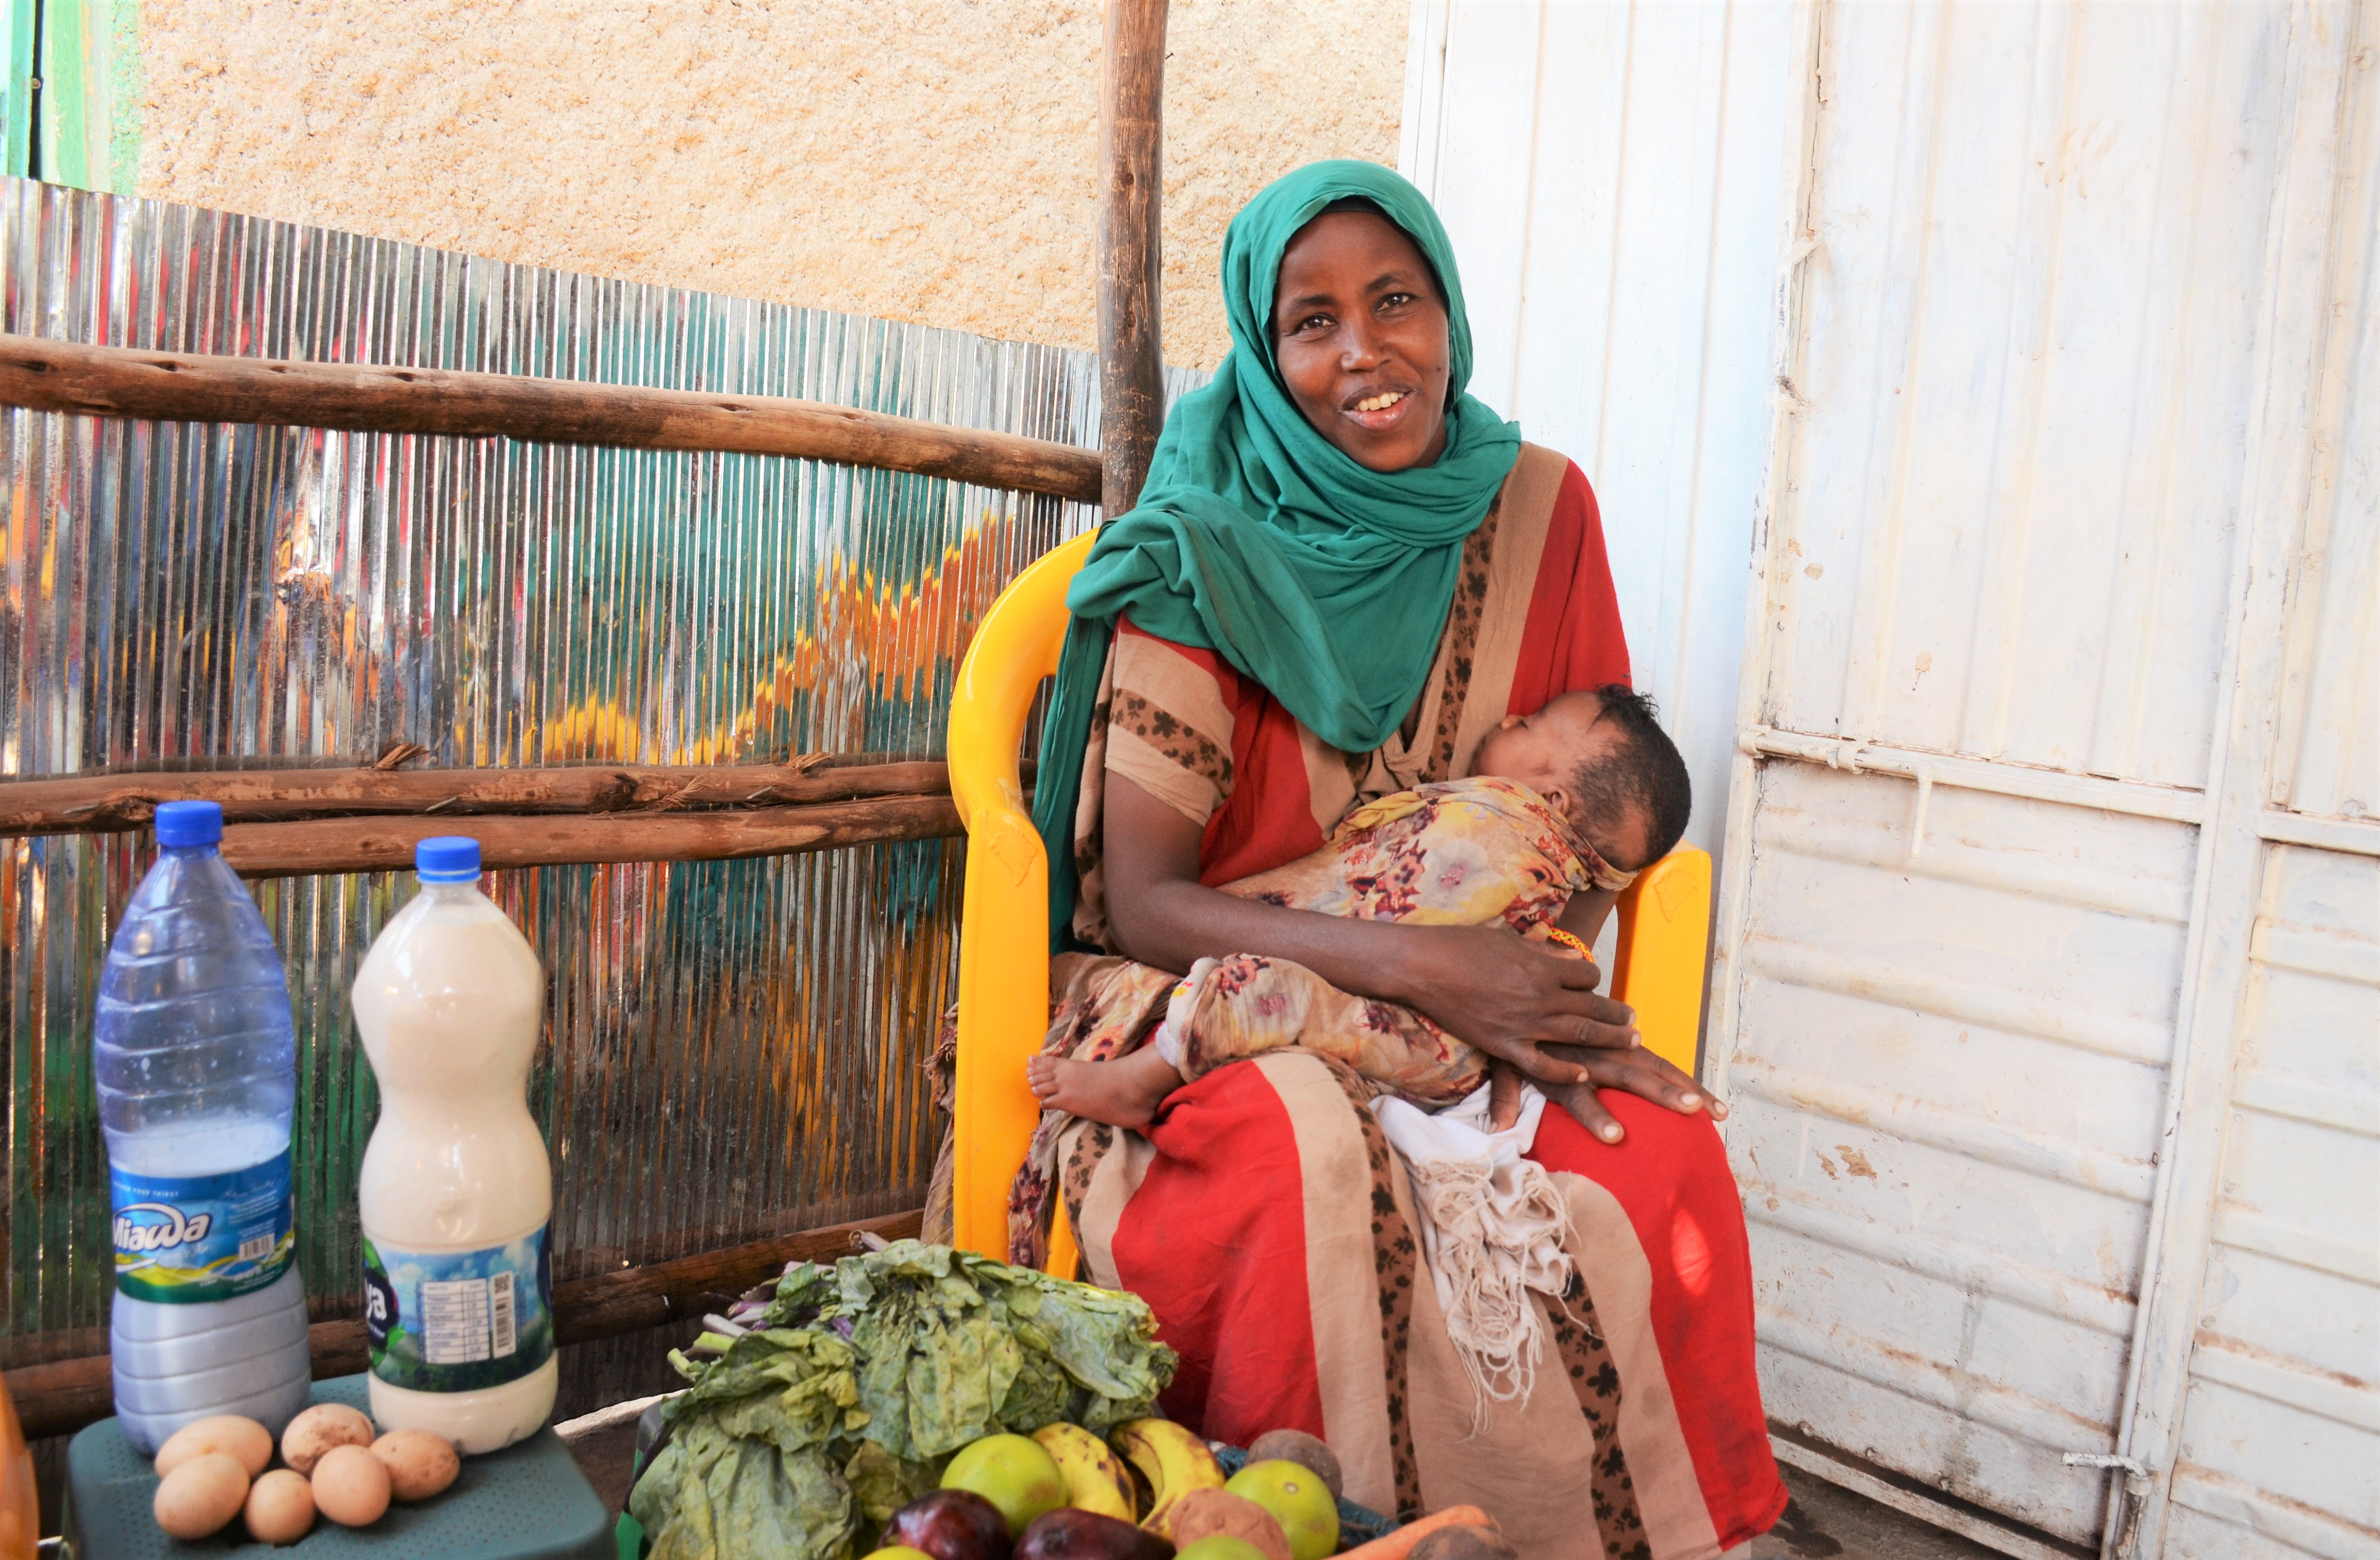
<box><xmin>1540</xmin><ymin>1043</ymin><xmax>1726</xmax><ymax>1144</ymax></box>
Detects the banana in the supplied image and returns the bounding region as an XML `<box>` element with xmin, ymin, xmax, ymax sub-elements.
<box><xmin>1109</xmin><ymin>1418</ymin><xmax>1226</xmax><ymax>1536</ymax></box>
<box><xmin>1031</xmin><ymin>1422</ymin><xmax>1137</xmax><ymax>1522</ymax></box>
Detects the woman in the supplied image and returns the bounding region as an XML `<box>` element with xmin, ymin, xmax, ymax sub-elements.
<box><xmin>1024</xmin><ymin>162</ymin><xmax>1783</xmax><ymax>1559</ymax></box>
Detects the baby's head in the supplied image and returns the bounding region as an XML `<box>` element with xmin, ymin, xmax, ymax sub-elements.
<box><xmin>1468</xmin><ymin>685</ymin><xmax>1692</xmax><ymax>875</ymax></box>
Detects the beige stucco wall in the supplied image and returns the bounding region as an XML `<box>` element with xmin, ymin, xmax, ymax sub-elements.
<box><xmin>135</xmin><ymin>0</ymin><xmax>1408</xmax><ymax>370</ymax></box>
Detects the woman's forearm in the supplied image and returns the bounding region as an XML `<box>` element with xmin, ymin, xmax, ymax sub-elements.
<box><xmin>1106</xmin><ymin>873</ymin><xmax>1436</xmax><ymax>1005</ymax></box>
<box><xmin>1098</xmin><ymin>772</ymin><xmax>1632</xmax><ymax>1059</ymax></box>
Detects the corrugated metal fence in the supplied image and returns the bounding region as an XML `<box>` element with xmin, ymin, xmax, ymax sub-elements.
<box><xmin>0</xmin><ymin>178</ymin><xmax>1194</xmax><ymax>1415</ymax></box>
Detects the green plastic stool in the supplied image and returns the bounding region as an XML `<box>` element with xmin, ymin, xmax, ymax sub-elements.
<box><xmin>65</xmin><ymin>1375</ymin><xmax>611</xmax><ymax>1559</ymax></box>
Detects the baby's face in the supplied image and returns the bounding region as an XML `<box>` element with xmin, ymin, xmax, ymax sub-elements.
<box><xmin>1470</xmin><ymin>691</ymin><xmax>1657</xmax><ymax>872</ymax></box>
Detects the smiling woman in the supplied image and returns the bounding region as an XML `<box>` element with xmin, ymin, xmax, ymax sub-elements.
<box><xmin>1272</xmin><ymin>201</ymin><xmax>1455</xmax><ymax>472</ymax></box>
<box><xmin>1008</xmin><ymin>162</ymin><xmax>1787</xmax><ymax>1558</ymax></box>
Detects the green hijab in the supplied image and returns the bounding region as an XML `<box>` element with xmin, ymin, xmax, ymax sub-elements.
<box><xmin>1030</xmin><ymin>160</ymin><xmax>1522</xmax><ymax>947</ymax></box>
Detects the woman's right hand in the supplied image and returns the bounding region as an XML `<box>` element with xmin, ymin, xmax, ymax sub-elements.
<box><xmin>1388</xmin><ymin>923</ymin><xmax>1641</xmax><ymax>1086</ymax></box>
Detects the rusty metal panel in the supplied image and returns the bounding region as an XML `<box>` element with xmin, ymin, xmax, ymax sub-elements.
<box><xmin>2270</xmin><ymin>32</ymin><xmax>2378</xmax><ymax>831</ymax></box>
<box><xmin>1730</xmin><ymin>761</ymin><xmax>2197</xmax><ymax>1542</ymax></box>
<box><xmin>1707</xmin><ymin>2</ymin><xmax>2336</xmax><ymax>1552</ymax></box>
<box><xmin>2162</xmin><ymin>844</ymin><xmax>2380</xmax><ymax>1556</ymax></box>
<box><xmin>1412</xmin><ymin>0</ymin><xmax>2371</xmax><ymax>1552</ymax></box>
<box><xmin>1762</xmin><ymin>1</ymin><xmax>2294</xmax><ymax>793</ymax></box>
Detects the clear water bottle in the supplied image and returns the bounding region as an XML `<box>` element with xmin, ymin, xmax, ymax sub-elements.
<box><xmin>96</xmin><ymin>799</ymin><xmax>312</xmax><ymax>1453</ymax></box>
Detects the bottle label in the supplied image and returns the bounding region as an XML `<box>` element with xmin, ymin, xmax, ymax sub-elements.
<box><xmin>362</xmin><ymin>1226</ymin><xmax>553</xmax><ymax>1393</ymax></box>
<box><xmin>111</xmin><ymin>1150</ymin><xmax>297</xmax><ymax>1303</ymax></box>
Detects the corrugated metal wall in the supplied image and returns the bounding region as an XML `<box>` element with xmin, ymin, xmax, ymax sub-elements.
<box><xmin>2154</xmin><ymin>9</ymin><xmax>2379</xmax><ymax>1552</ymax></box>
<box><xmin>1412</xmin><ymin>2</ymin><xmax>2377</xmax><ymax>1556</ymax></box>
<box><xmin>1722</xmin><ymin>4</ymin><xmax>2380</xmax><ymax>1556</ymax></box>
<box><xmin>1399</xmin><ymin>0</ymin><xmax>1800</xmax><ymax>878</ymax></box>
<box><xmin>1726</xmin><ymin>1</ymin><xmax>2305</xmax><ymax>1546</ymax></box>
<box><xmin>0</xmin><ymin>178</ymin><xmax>1180</xmax><ymax>1411</ymax></box>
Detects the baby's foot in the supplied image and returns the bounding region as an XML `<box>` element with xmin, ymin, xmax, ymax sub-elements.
<box><xmin>1025</xmin><ymin>1048</ymin><xmax>1182</xmax><ymax>1130</ymax></box>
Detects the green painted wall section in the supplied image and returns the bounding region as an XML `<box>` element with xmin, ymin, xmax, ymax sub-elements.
<box><xmin>3</xmin><ymin>0</ymin><xmax>34</xmax><ymax>177</ymax></box>
<box><xmin>18</xmin><ymin>0</ymin><xmax>140</xmax><ymax>189</ymax></box>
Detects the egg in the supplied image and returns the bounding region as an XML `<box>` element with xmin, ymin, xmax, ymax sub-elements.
<box><xmin>371</xmin><ymin>1429</ymin><xmax>461</xmax><ymax>1502</ymax></box>
<box><xmin>243</xmin><ymin>1469</ymin><xmax>316</xmax><ymax>1545</ymax></box>
<box><xmin>152</xmin><ymin>1451</ymin><xmax>250</xmax><ymax>1540</ymax></box>
<box><xmin>280</xmin><ymin>1402</ymin><xmax>378</xmax><ymax>1476</ymax></box>
<box><xmin>154</xmin><ymin>1415</ymin><xmax>273</xmax><ymax>1478</ymax></box>
<box><xmin>310</xmin><ymin>1443</ymin><xmax>392</xmax><ymax>1527</ymax></box>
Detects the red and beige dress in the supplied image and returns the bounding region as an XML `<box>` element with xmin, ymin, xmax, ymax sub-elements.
<box><xmin>1033</xmin><ymin>444</ymin><xmax>1784</xmax><ymax>1560</ymax></box>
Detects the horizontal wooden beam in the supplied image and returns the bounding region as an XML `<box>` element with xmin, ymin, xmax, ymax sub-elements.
<box><xmin>0</xmin><ymin>335</ymin><xmax>1104</xmax><ymax>503</ymax></box>
<box><xmin>0</xmin><ymin>759</ymin><xmax>953</xmax><ymax>836</ymax></box>
<box><xmin>219</xmin><ymin>793</ymin><xmax>961</xmax><ymax>877</ymax></box>
<box><xmin>4</xmin><ymin>1208</ymin><xmax>924</xmax><ymax>1441</ymax></box>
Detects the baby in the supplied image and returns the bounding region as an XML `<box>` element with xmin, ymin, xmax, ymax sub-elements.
<box><xmin>1026</xmin><ymin>683</ymin><xmax>1692</xmax><ymax>1130</ymax></box>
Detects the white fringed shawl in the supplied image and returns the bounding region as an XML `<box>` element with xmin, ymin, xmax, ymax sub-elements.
<box><xmin>1371</xmin><ymin>1083</ymin><xmax>1579</xmax><ymax>1431</ymax></box>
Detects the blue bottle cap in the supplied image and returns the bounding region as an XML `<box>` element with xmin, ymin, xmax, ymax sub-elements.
<box><xmin>153</xmin><ymin>799</ymin><xmax>224</xmax><ymax>848</ymax></box>
<box><xmin>415</xmin><ymin>836</ymin><xmax>482</xmax><ymax>883</ymax></box>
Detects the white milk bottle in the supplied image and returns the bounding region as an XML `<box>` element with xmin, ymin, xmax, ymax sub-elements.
<box><xmin>351</xmin><ymin>836</ymin><xmax>556</xmax><ymax>1453</ymax></box>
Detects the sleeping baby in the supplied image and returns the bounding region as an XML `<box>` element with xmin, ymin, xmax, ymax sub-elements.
<box><xmin>1025</xmin><ymin>682</ymin><xmax>1692</xmax><ymax>1131</ymax></box>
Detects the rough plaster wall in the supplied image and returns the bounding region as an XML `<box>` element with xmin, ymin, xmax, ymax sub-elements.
<box><xmin>136</xmin><ymin>0</ymin><xmax>1407</xmax><ymax>369</ymax></box>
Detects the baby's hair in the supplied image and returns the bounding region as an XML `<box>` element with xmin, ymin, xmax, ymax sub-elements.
<box><xmin>1569</xmin><ymin>684</ymin><xmax>1692</xmax><ymax>869</ymax></box>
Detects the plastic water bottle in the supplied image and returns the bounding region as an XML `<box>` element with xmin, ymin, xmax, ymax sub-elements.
<box><xmin>352</xmin><ymin>836</ymin><xmax>555</xmax><ymax>1453</ymax></box>
<box><xmin>97</xmin><ymin>800</ymin><xmax>312</xmax><ymax>1453</ymax></box>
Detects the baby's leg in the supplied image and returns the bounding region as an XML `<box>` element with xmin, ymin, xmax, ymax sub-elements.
<box><xmin>1027</xmin><ymin>1045</ymin><xmax>1183</xmax><ymax>1130</ymax></box>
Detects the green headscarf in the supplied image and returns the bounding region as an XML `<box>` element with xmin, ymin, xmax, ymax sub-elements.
<box><xmin>1030</xmin><ymin>159</ymin><xmax>1521</xmax><ymax>948</ymax></box>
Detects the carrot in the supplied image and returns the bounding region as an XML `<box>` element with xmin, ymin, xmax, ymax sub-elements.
<box><xmin>1336</xmin><ymin>1505</ymin><xmax>1498</xmax><ymax>1558</ymax></box>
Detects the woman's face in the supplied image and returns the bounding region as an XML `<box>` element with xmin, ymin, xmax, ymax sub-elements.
<box><xmin>1272</xmin><ymin>210</ymin><xmax>1453</xmax><ymax>472</ymax></box>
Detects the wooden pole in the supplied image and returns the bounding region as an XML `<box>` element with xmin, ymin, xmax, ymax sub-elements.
<box><xmin>0</xmin><ymin>760</ymin><xmax>955</xmax><ymax>837</ymax></box>
<box><xmin>1097</xmin><ymin>0</ymin><xmax>1168</xmax><ymax>515</ymax></box>
<box><xmin>2</xmin><ymin>1208</ymin><xmax>923</xmax><ymax>1441</ymax></box>
<box><xmin>0</xmin><ymin>336</ymin><xmax>1104</xmax><ymax>504</ymax></box>
<box><xmin>215</xmin><ymin>794</ymin><xmax>961</xmax><ymax>879</ymax></box>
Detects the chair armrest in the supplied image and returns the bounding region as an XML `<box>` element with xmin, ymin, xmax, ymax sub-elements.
<box><xmin>1608</xmin><ymin>845</ymin><xmax>1713</xmax><ymax>1076</ymax></box>
<box><xmin>946</xmin><ymin>531</ymin><xmax>1096</xmax><ymax>1259</ymax></box>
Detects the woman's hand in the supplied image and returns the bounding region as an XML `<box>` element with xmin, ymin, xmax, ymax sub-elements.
<box><xmin>1387</xmin><ymin>924</ymin><xmax>1640</xmax><ymax>1085</ymax></box>
<box><xmin>1540</xmin><ymin>1042</ymin><xmax>1726</xmax><ymax>1144</ymax></box>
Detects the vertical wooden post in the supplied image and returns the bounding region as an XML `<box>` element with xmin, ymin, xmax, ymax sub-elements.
<box><xmin>1098</xmin><ymin>0</ymin><xmax>1167</xmax><ymax>515</ymax></box>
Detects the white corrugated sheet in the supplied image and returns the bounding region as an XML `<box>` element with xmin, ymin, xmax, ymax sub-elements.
<box><xmin>1409</xmin><ymin>3</ymin><xmax>2379</xmax><ymax>1556</ymax></box>
<box><xmin>1400</xmin><ymin>0</ymin><xmax>1800</xmax><ymax>873</ymax></box>
<box><xmin>2164</xmin><ymin>848</ymin><xmax>2380</xmax><ymax>1558</ymax></box>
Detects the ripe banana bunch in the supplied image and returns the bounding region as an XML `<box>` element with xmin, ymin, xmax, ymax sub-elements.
<box><xmin>1109</xmin><ymin>1418</ymin><xmax>1226</xmax><ymax>1536</ymax></box>
<box><xmin>1030</xmin><ymin>1422</ymin><xmax>1137</xmax><ymax>1523</ymax></box>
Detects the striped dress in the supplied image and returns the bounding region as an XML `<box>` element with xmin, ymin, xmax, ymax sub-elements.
<box><xmin>1036</xmin><ymin>444</ymin><xmax>1786</xmax><ymax>1560</ymax></box>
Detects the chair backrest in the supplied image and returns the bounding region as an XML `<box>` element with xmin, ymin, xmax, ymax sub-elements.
<box><xmin>944</xmin><ymin>534</ymin><xmax>1711</xmax><ymax>1268</ymax></box>
<box><xmin>0</xmin><ymin>1371</ymin><xmax>34</xmax><ymax>1560</ymax></box>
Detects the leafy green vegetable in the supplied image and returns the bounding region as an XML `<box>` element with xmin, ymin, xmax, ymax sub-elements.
<box><xmin>842</xmin><ymin>1439</ymin><xmax>939</xmax><ymax>1532</ymax></box>
<box><xmin>630</xmin><ymin>1422</ymin><xmax>852</xmax><ymax>1560</ymax></box>
<box><xmin>628</xmin><ymin>1240</ymin><xmax>1178</xmax><ymax>1560</ymax></box>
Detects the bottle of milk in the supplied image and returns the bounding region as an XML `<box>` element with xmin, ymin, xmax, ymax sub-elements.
<box><xmin>97</xmin><ymin>799</ymin><xmax>314</xmax><ymax>1452</ymax></box>
<box><xmin>352</xmin><ymin>837</ymin><xmax>555</xmax><ymax>1453</ymax></box>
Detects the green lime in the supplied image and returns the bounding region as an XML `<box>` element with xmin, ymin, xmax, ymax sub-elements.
<box><xmin>939</xmin><ymin>1433</ymin><xmax>1068</xmax><ymax>1537</ymax></box>
<box><xmin>1225</xmin><ymin>1459</ymin><xmax>1340</xmax><ymax>1560</ymax></box>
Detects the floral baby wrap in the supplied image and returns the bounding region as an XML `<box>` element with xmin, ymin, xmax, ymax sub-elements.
<box><xmin>1008</xmin><ymin>774</ymin><xmax>1591</xmax><ymax>1265</ymax></box>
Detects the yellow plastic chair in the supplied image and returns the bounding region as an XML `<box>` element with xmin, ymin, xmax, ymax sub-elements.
<box><xmin>0</xmin><ymin>1372</ymin><xmax>36</xmax><ymax>1560</ymax></box>
<box><xmin>945</xmin><ymin>532</ymin><xmax>1713</xmax><ymax>1270</ymax></box>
